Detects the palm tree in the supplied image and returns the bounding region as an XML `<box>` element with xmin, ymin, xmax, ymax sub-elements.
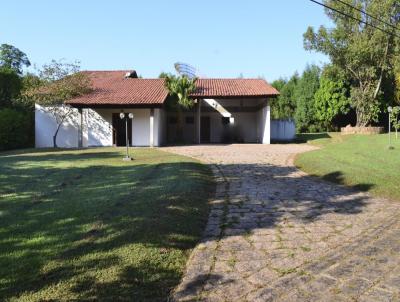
<box><xmin>164</xmin><ymin>75</ymin><xmax>196</xmax><ymax>142</ymax></box>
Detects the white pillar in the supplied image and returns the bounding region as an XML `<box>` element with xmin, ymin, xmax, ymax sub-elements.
<box><xmin>149</xmin><ymin>108</ymin><xmax>154</xmax><ymax>147</ymax></box>
<box><xmin>78</xmin><ymin>108</ymin><xmax>83</xmax><ymax>148</ymax></box>
<box><xmin>196</xmin><ymin>100</ymin><xmax>201</xmax><ymax>144</ymax></box>
<box><xmin>262</xmin><ymin>103</ymin><xmax>271</xmax><ymax>144</ymax></box>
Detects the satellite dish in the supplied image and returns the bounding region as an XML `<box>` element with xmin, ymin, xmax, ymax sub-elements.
<box><xmin>174</xmin><ymin>62</ymin><xmax>198</xmax><ymax>79</ymax></box>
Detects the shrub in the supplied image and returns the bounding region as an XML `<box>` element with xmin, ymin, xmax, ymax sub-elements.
<box><xmin>0</xmin><ymin>108</ymin><xmax>34</xmax><ymax>151</ymax></box>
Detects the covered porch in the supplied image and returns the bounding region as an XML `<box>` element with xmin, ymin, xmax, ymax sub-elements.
<box><xmin>166</xmin><ymin>97</ymin><xmax>271</xmax><ymax>145</ymax></box>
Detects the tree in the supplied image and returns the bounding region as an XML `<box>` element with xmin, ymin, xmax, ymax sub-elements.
<box><xmin>158</xmin><ymin>72</ymin><xmax>173</xmax><ymax>78</ymax></box>
<box><xmin>294</xmin><ymin>65</ymin><xmax>321</xmax><ymax>132</ymax></box>
<box><xmin>24</xmin><ymin>60</ymin><xmax>92</xmax><ymax>148</ymax></box>
<box><xmin>164</xmin><ymin>75</ymin><xmax>196</xmax><ymax>141</ymax></box>
<box><xmin>314</xmin><ymin>68</ymin><xmax>350</xmax><ymax>130</ymax></box>
<box><xmin>390</xmin><ymin>106</ymin><xmax>400</xmax><ymax>139</ymax></box>
<box><xmin>271</xmin><ymin>73</ymin><xmax>299</xmax><ymax>120</ymax></box>
<box><xmin>0</xmin><ymin>67</ymin><xmax>22</xmax><ymax>108</ymax></box>
<box><xmin>304</xmin><ymin>0</ymin><xmax>400</xmax><ymax>127</ymax></box>
<box><xmin>0</xmin><ymin>44</ymin><xmax>31</xmax><ymax>74</ymax></box>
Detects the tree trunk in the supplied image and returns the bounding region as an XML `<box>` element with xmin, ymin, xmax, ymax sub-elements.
<box><xmin>53</xmin><ymin>123</ymin><xmax>62</xmax><ymax>148</ymax></box>
<box><xmin>355</xmin><ymin>107</ymin><xmax>366</xmax><ymax>127</ymax></box>
<box><xmin>374</xmin><ymin>39</ymin><xmax>390</xmax><ymax>99</ymax></box>
<box><xmin>53</xmin><ymin>135</ymin><xmax>58</xmax><ymax>148</ymax></box>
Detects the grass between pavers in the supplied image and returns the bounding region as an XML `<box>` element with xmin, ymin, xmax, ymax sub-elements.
<box><xmin>0</xmin><ymin>147</ymin><xmax>214</xmax><ymax>301</ymax></box>
<box><xmin>295</xmin><ymin>133</ymin><xmax>400</xmax><ymax>201</ymax></box>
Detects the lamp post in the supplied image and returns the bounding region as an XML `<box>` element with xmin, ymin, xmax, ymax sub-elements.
<box><xmin>120</xmin><ymin>112</ymin><xmax>134</xmax><ymax>160</ymax></box>
<box><xmin>388</xmin><ymin>106</ymin><xmax>393</xmax><ymax>149</ymax></box>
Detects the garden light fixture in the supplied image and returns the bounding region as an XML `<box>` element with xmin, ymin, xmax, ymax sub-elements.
<box><xmin>120</xmin><ymin>112</ymin><xmax>134</xmax><ymax>160</ymax></box>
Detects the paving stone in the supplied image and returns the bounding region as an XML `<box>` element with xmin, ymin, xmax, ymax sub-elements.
<box><xmin>164</xmin><ymin>144</ymin><xmax>400</xmax><ymax>302</ymax></box>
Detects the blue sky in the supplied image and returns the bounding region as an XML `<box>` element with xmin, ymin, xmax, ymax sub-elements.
<box><xmin>2</xmin><ymin>1</ymin><xmax>332</xmax><ymax>81</ymax></box>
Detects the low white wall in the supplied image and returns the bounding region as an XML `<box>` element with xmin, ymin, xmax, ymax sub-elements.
<box><xmin>271</xmin><ymin>119</ymin><xmax>296</xmax><ymax>141</ymax></box>
<box><xmin>35</xmin><ymin>105</ymin><xmax>164</xmax><ymax>148</ymax></box>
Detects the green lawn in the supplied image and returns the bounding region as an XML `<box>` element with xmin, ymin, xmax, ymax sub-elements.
<box><xmin>295</xmin><ymin>133</ymin><xmax>400</xmax><ymax>200</ymax></box>
<box><xmin>0</xmin><ymin>147</ymin><xmax>214</xmax><ymax>301</ymax></box>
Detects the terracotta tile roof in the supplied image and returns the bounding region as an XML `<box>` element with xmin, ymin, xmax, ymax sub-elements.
<box><xmin>66</xmin><ymin>71</ymin><xmax>168</xmax><ymax>107</ymax></box>
<box><xmin>66</xmin><ymin>71</ymin><xmax>279</xmax><ymax>107</ymax></box>
<box><xmin>192</xmin><ymin>78</ymin><xmax>279</xmax><ymax>98</ymax></box>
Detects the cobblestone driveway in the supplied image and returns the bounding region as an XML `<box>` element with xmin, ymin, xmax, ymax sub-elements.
<box><xmin>162</xmin><ymin>144</ymin><xmax>400</xmax><ymax>302</ymax></box>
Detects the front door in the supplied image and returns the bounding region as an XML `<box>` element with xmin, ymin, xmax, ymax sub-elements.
<box><xmin>201</xmin><ymin>116</ymin><xmax>211</xmax><ymax>143</ymax></box>
<box><xmin>112</xmin><ymin>113</ymin><xmax>132</xmax><ymax>146</ymax></box>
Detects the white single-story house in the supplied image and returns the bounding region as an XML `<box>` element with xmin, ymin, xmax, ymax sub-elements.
<box><xmin>35</xmin><ymin>70</ymin><xmax>280</xmax><ymax>148</ymax></box>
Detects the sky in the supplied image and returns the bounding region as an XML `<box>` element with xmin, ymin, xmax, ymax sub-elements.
<box><xmin>1</xmin><ymin>0</ymin><xmax>332</xmax><ymax>81</ymax></box>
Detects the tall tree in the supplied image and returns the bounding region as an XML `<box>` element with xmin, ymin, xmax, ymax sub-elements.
<box><xmin>0</xmin><ymin>67</ymin><xmax>22</xmax><ymax>108</ymax></box>
<box><xmin>24</xmin><ymin>60</ymin><xmax>92</xmax><ymax>148</ymax></box>
<box><xmin>314</xmin><ymin>66</ymin><xmax>351</xmax><ymax>130</ymax></box>
<box><xmin>271</xmin><ymin>73</ymin><xmax>299</xmax><ymax>120</ymax></box>
<box><xmin>294</xmin><ymin>65</ymin><xmax>321</xmax><ymax>132</ymax></box>
<box><xmin>0</xmin><ymin>44</ymin><xmax>31</xmax><ymax>74</ymax></box>
<box><xmin>304</xmin><ymin>0</ymin><xmax>400</xmax><ymax>126</ymax></box>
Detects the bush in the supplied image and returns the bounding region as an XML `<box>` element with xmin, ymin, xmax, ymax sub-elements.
<box><xmin>0</xmin><ymin>108</ymin><xmax>34</xmax><ymax>151</ymax></box>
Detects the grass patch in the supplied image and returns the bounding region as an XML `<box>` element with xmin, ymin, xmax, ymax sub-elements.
<box><xmin>295</xmin><ymin>134</ymin><xmax>400</xmax><ymax>200</ymax></box>
<box><xmin>0</xmin><ymin>147</ymin><xmax>214</xmax><ymax>301</ymax></box>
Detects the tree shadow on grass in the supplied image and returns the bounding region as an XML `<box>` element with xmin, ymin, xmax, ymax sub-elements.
<box><xmin>294</xmin><ymin>132</ymin><xmax>332</xmax><ymax>143</ymax></box>
<box><xmin>0</xmin><ymin>149</ymin><xmax>214</xmax><ymax>301</ymax></box>
<box><xmin>0</xmin><ymin>148</ymin><xmax>375</xmax><ymax>301</ymax></box>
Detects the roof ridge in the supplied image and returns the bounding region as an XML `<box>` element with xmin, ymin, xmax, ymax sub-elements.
<box><xmin>83</xmin><ymin>70</ymin><xmax>133</xmax><ymax>72</ymax></box>
<box><xmin>196</xmin><ymin>78</ymin><xmax>267</xmax><ymax>80</ymax></box>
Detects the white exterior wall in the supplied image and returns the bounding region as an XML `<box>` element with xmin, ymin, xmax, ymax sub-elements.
<box><xmin>35</xmin><ymin>104</ymin><xmax>165</xmax><ymax>148</ymax></box>
<box><xmin>35</xmin><ymin>104</ymin><xmax>82</xmax><ymax>148</ymax></box>
<box><xmin>153</xmin><ymin>108</ymin><xmax>167</xmax><ymax>146</ymax></box>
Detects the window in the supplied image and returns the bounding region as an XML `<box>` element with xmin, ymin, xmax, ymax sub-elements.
<box><xmin>221</xmin><ymin>117</ymin><xmax>230</xmax><ymax>125</ymax></box>
<box><xmin>186</xmin><ymin>116</ymin><xmax>194</xmax><ymax>124</ymax></box>
<box><xmin>169</xmin><ymin>117</ymin><xmax>177</xmax><ymax>124</ymax></box>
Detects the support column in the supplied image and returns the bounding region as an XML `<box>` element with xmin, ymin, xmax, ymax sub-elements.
<box><xmin>149</xmin><ymin>108</ymin><xmax>154</xmax><ymax>147</ymax></box>
<box><xmin>196</xmin><ymin>99</ymin><xmax>201</xmax><ymax>144</ymax></box>
<box><xmin>78</xmin><ymin>108</ymin><xmax>83</xmax><ymax>148</ymax></box>
<box><xmin>262</xmin><ymin>102</ymin><xmax>271</xmax><ymax>144</ymax></box>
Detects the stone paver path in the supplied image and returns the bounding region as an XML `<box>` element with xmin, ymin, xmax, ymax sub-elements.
<box><xmin>162</xmin><ymin>144</ymin><xmax>400</xmax><ymax>302</ymax></box>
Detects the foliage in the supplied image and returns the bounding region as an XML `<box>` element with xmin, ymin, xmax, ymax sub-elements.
<box><xmin>158</xmin><ymin>71</ymin><xmax>173</xmax><ymax>78</ymax></box>
<box><xmin>0</xmin><ymin>67</ymin><xmax>22</xmax><ymax>108</ymax></box>
<box><xmin>164</xmin><ymin>74</ymin><xmax>196</xmax><ymax>109</ymax></box>
<box><xmin>0</xmin><ymin>44</ymin><xmax>31</xmax><ymax>74</ymax></box>
<box><xmin>294</xmin><ymin>65</ymin><xmax>321</xmax><ymax>132</ymax></box>
<box><xmin>314</xmin><ymin>72</ymin><xmax>350</xmax><ymax>130</ymax></box>
<box><xmin>24</xmin><ymin>60</ymin><xmax>92</xmax><ymax>148</ymax></box>
<box><xmin>390</xmin><ymin>106</ymin><xmax>400</xmax><ymax>138</ymax></box>
<box><xmin>0</xmin><ymin>147</ymin><xmax>214</xmax><ymax>301</ymax></box>
<box><xmin>0</xmin><ymin>108</ymin><xmax>33</xmax><ymax>150</ymax></box>
<box><xmin>395</xmin><ymin>73</ymin><xmax>400</xmax><ymax>103</ymax></box>
<box><xmin>16</xmin><ymin>73</ymin><xmax>43</xmax><ymax>109</ymax></box>
<box><xmin>271</xmin><ymin>74</ymin><xmax>299</xmax><ymax>120</ymax></box>
<box><xmin>304</xmin><ymin>0</ymin><xmax>400</xmax><ymax>127</ymax></box>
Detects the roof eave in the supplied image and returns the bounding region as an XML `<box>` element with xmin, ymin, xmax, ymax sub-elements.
<box><xmin>66</xmin><ymin>102</ymin><xmax>165</xmax><ymax>109</ymax></box>
<box><xmin>189</xmin><ymin>94</ymin><xmax>279</xmax><ymax>99</ymax></box>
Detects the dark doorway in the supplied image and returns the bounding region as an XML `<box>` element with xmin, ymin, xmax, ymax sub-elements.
<box><xmin>112</xmin><ymin>113</ymin><xmax>132</xmax><ymax>146</ymax></box>
<box><xmin>200</xmin><ymin>116</ymin><xmax>211</xmax><ymax>143</ymax></box>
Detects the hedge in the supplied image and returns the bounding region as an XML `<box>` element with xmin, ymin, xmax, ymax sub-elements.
<box><xmin>0</xmin><ymin>108</ymin><xmax>34</xmax><ymax>151</ymax></box>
